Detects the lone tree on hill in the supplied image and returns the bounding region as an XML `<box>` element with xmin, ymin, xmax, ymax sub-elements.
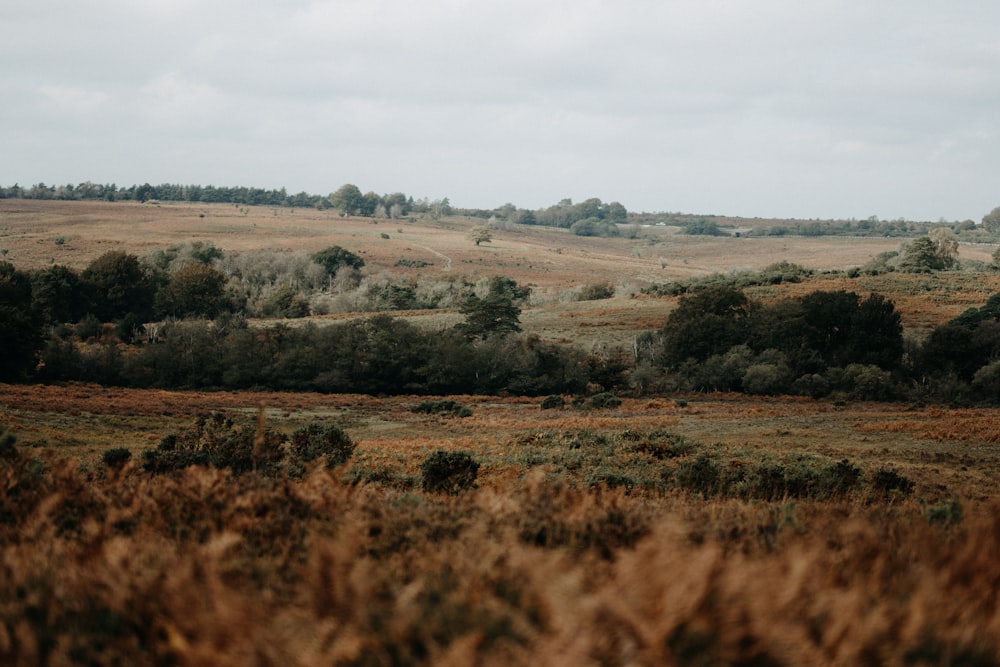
<box><xmin>468</xmin><ymin>226</ymin><xmax>492</xmax><ymax>246</ymax></box>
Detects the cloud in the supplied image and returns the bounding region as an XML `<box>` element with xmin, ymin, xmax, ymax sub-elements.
<box><xmin>2</xmin><ymin>0</ymin><xmax>999</xmax><ymax>220</ymax></box>
<box><xmin>36</xmin><ymin>85</ymin><xmax>111</xmax><ymax>115</ymax></box>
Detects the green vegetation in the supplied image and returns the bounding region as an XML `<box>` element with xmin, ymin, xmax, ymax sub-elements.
<box><xmin>420</xmin><ymin>450</ymin><xmax>480</xmax><ymax>493</ymax></box>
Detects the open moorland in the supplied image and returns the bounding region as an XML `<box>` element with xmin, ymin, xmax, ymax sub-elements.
<box><xmin>2</xmin><ymin>198</ymin><xmax>1000</xmax><ymax>664</ymax></box>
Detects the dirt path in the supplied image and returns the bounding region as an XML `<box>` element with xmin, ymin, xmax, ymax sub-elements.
<box><xmin>414</xmin><ymin>244</ymin><xmax>452</xmax><ymax>270</ymax></box>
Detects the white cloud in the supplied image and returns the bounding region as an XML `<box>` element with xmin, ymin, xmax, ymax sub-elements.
<box><xmin>1</xmin><ymin>0</ymin><xmax>999</xmax><ymax>219</ymax></box>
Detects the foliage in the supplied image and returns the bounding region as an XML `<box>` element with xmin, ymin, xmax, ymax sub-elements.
<box><xmin>411</xmin><ymin>400</ymin><xmax>473</xmax><ymax>418</ymax></box>
<box><xmin>420</xmin><ymin>450</ymin><xmax>480</xmax><ymax>493</ymax></box>
<box><xmin>569</xmin><ymin>217</ymin><xmax>620</xmax><ymax>237</ymax></box>
<box><xmin>101</xmin><ymin>447</ymin><xmax>132</xmax><ymax>469</ymax></box>
<box><xmin>80</xmin><ymin>251</ymin><xmax>155</xmax><ymax>322</ymax></box>
<box><xmin>540</xmin><ymin>395</ymin><xmax>565</xmax><ymax>410</ymax></box>
<box><xmin>0</xmin><ymin>261</ymin><xmax>44</xmax><ymax>380</ymax></box>
<box><xmin>898</xmin><ymin>235</ymin><xmax>957</xmax><ymax>273</ymax></box>
<box><xmin>575</xmin><ymin>282</ymin><xmax>615</xmax><ymax>301</ymax></box>
<box><xmin>141</xmin><ymin>412</ymin><xmax>285</xmax><ymax>475</ymax></box>
<box><xmin>261</xmin><ymin>286</ymin><xmax>310</xmax><ymax>318</ymax></box>
<box><xmin>659</xmin><ymin>285</ymin><xmax>750</xmax><ymax>366</ymax></box>
<box><xmin>584</xmin><ymin>392</ymin><xmax>621</xmax><ymax>409</ymax></box>
<box><xmin>683</xmin><ymin>219</ymin><xmax>725</xmax><ymax>235</ymax></box>
<box><xmin>456</xmin><ymin>276</ymin><xmax>523</xmax><ymax>339</ymax></box>
<box><xmin>982</xmin><ymin>206</ymin><xmax>1000</xmax><ymax>233</ymax></box>
<box><xmin>468</xmin><ymin>226</ymin><xmax>492</xmax><ymax>246</ymax></box>
<box><xmin>311</xmin><ymin>245</ymin><xmax>365</xmax><ymax>277</ymax></box>
<box><xmin>289</xmin><ymin>423</ymin><xmax>355</xmax><ymax>467</ymax></box>
<box><xmin>156</xmin><ymin>262</ymin><xmax>236</xmax><ymax>318</ymax></box>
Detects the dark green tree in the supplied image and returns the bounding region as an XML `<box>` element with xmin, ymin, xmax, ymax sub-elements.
<box><xmin>659</xmin><ymin>285</ymin><xmax>750</xmax><ymax>366</ymax></box>
<box><xmin>81</xmin><ymin>251</ymin><xmax>155</xmax><ymax>321</ymax></box>
<box><xmin>456</xmin><ymin>276</ymin><xmax>523</xmax><ymax>339</ymax></box>
<box><xmin>311</xmin><ymin>245</ymin><xmax>365</xmax><ymax>277</ymax></box>
<box><xmin>30</xmin><ymin>265</ymin><xmax>86</xmax><ymax>323</ymax></box>
<box><xmin>898</xmin><ymin>236</ymin><xmax>956</xmax><ymax>272</ymax></box>
<box><xmin>0</xmin><ymin>262</ymin><xmax>43</xmax><ymax>380</ymax></box>
<box><xmin>845</xmin><ymin>293</ymin><xmax>903</xmax><ymax>368</ymax></box>
<box><xmin>156</xmin><ymin>263</ymin><xmax>235</xmax><ymax>318</ymax></box>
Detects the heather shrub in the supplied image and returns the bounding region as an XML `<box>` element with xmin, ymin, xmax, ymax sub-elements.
<box><xmin>289</xmin><ymin>422</ymin><xmax>355</xmax><ymax>467</ymax></box>
<box><xmin>101</xmin><ymin>447</ymin><xmax>132</xmax><ymax>469</ymax></box>
<box><xmin>586</xmin><ymin>392</ymin><xmax>621</xmax><ymax>409</ymax></box>
<box><xmin>869</xmin><ymin>467</ymin><xmax>915</xmax><ymax>499</ymax></box>
<box><xmin>420</xmin><ymin>450</ymin><xmax>479</xmax><ymax>494</ymax></box>
<box><xmin>142</xmin><ymin>412</ymin><xmax>285</xmax><ymax>475</ymax></box>
<box><xmin>411</xmin><ymin>400</ymin><xmax>472</xmax><ymax>418</ymax></box>
<box><xmin>540</xmin><ymin>394</ymin><xmax>565</xmax><ymax>410</ymax></box>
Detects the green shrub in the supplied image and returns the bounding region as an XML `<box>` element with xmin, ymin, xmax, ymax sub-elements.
<box><xmin>411</xmin><ymin>400</ymin><xmax>472</xmax><ymax>417</ymax></box>
<box><xmin>540</xmin><ymin>395</ymin><xmax>565</xmax><ymax>410</ymax></box>
<box><xmin>290</xmin><ymin>422</ymin><xmax>355</xmax><ymax>467</ymax></box>
<box><xmin>927</xmin><ymin>498</ymin><xmax>963</xmax><ymax>526</ymax></box>
<box><xmin>576</xmin><ymin>283</ymin><xmax>615</xmax><ymax>301</ymax></box>
<box><xmin>817</xmin><ymin>459</ymin><xmax>862</xmax><ymax>497</ymax></box>
<box><xmin>587</xmin><ymin>393</ymin><xmax>621</xmax><ymax>409</ymax></box>
<box><xmin>675</xmin><ymin>453</ymin><xmax>720</xmax><ymax>495</ymax></box>
<box><xmin>869</xmin><ymin>467</ymin><xmax>915</xmax><ymax>498</ymax></box>
<box><xmin>101</xmin><ymin>447</ymin><xmax>132</xmax><ymax>469</ymax></box>
<box><xmin>0</xmin><ymin>424</ymin><xmax>16</xmax><ymax>458</ymax></box>
<box><xmin>141</xmin><ymin>412</ymin><xmax>285</xmax><ymax>475</ymax></box>
<box><xmin>421</xmin><ymin>450</ymin><xmax>480</xmax><ymax>494</ymax></box>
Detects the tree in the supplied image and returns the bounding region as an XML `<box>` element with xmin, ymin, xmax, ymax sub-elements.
<box><xmin>982</xmin><ymin>206</ymin><xmax>1000</xmax><ymax>233</ymax></box>
<box><xmin>30</xmin><ymin>265</ymin><xmax>86</xmax><ymax>323</ymax></box>
<box><xmin>311</xmin><ymin>246</ymin><xmax>365</xmax><ymax>277</ymax></box>
<box><xmin>0</xmin><ymin>262</ymin><xmax>43</xmax><ymax>380</ymax></box>
<box><xmin>898</xmin><ymin>236</ymin><xmax>955</xmax><ymax>273</ymax></box>
<box><xmin>329</xmin><ymin>184</ymin><xmax>364</xmax><ymax>215</ymax></box>
<box><xmin>456</xmin><ymin>276</ymin><xmax>523</xmax><ymax>339</ymax></box>
<box><xmin>157</xmin><ymin>263</ymin><xmax>234</xmax><ymax>318</ymax></box>
<box><xmin>659</xmin><ymin>285</ymin><xmax>750</xmax><ymax>366</ymax></box>
<box><xmin>469</xmin><ymin>226</ymin><xmax>492</xmax><ymax>246</ymax></box>
<box><xmin>81</xmin><ymin>251</ymin><xmax>155</xmax><ymax>321</ymax></box>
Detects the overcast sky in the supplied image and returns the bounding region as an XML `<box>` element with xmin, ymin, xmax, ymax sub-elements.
<box><xmin>3</xmin><ymin>1</ymin><xmax>998</xmax><ymax>220</ymax></box>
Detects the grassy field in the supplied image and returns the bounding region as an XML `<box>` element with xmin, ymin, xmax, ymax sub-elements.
<box><xmin>3</xmin><ymin>200</ymin><xmax>1000</xmax><ymax>664</ymax></box>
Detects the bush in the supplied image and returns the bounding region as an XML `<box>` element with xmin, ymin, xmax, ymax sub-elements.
<box><xmin>289</xmin><ymin>423</ymin><xmax>355</xmax><ymax>467</ymax></box>
<box><xmin>869</xmin><ymin>467</ymin><xmax>915</xmax><ymax>499</ymax></box>
<box><xmin>411</xmin><ymin>400</ymin><xmax>472</xmax><ymax>418</ymax></box>
<box><xmin>421</xmin><ymin>450</ymin><xmax>480</xmax><ymax>494</ymax></box>
<box><xmin>587</xmin><ymin>393</ymin><xmax>621</xmax><ymax>409</ymax></box>
<box><xmin>101</xmin><ymin>447</ymin><xmax>132</xmax><ymax>469</ymax></box>
<box><xmin>576</xmin><ymin>283</ymin><xmax>615</xmax><ymax>301</ymax></box>
<box><xmin>540</xmin><ymin>395</ymin><xmax>565</xmax><ymax>410</ymax></box>
<box><xmin>141</xmin><ymin>412</ymin><xmax>285</xmax><ymax>475</ymax></box>
<box><xmin>675</xmin><ymin>453</ymin><xmax>720</xmax><ymax>495</ymax></box>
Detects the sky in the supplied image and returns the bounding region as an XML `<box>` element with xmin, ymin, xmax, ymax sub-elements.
<box><xmin>3</xmin><ymin>1</ymin><xmax>999</xmax><ymax>221</ymax></box>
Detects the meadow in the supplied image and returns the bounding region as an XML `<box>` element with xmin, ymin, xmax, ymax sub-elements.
<box><xmin>2</xmin><ymin>199</ymin><xmax>1000</xmax><ymax>664</ymax></box>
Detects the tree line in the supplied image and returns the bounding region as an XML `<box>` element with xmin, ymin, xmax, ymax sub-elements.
<box><xmin>3</xmin><ymin>245</ymin><xmax>1000</xmax><ymax>403</ymax></box>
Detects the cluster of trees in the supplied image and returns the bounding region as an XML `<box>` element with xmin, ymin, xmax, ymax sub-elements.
<box><xmin>0</xmin><ymin>182</ymin><xmax>453</xmax><ymax>218</ymax></box>
<box><xmin>37</xmin><ymin>314</ymin><xmax>599</xmax><ymax>396</ymax></box>
<box><xmin>637</xmin><ymin>284</ymin><xmax>1000</xmax><ymax>403</ymax></box>
<box><xmin>4</xmin><ymin>244</ymin><xmax>1000</xmax><ymax>402</ymax></box>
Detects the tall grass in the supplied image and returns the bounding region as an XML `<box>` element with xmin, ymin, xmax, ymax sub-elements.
<box><xmin>1</xmin><ymin>432</ymin><xmax>997</xmax><ymax>665</ymax></box>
